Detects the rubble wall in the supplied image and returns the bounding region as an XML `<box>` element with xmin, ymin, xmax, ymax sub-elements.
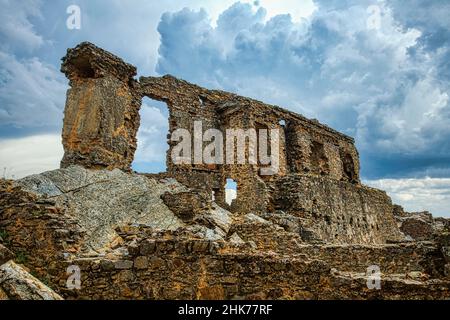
<box><xmin>0</xmin><ymin>180</ymin><xmax>84</xmax><ymax>287</ymax></box>
<box><xmin>1</xmin><ymin>176</ymin><xmax>448</xmax><ymax>300</ymax></box>
<box><xmin>59</xmin><ymin>233</ymin><xmax>450</xmax><ymax>300</ymax></box>
<box><xmin>270</xmin><ymin>175</ymin><xmax>403</xmax><ymax>244</ymax></box>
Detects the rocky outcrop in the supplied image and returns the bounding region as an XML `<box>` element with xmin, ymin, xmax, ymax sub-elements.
<box><xmin>0</xmin><ymin>261</ymin><xmax>63</xmax><ymax>300</ymax></box>
<box><xmin>14</xmin><ymin>166</ymin><xmax>189</xmax><ymax>252</ymax></box>
<box><xmin>0</xmin><ymin>166</ymin><xmax>238</xmax><ymax>296</ymax></box>
<box><xmin>161</xmin><ymin>191</ymin><xmax>210</xmax><ymax>221</ymax></box>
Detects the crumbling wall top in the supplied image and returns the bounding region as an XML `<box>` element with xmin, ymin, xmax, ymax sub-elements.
<box><xmin>61</xmin><ymin>42</ymin><xmax>137</xmax><ymax>82</ymax></box>
<box><xmin>140</xmin><ymin>75</ymin><xmax>355</xmax><ymax>144</ymax></box>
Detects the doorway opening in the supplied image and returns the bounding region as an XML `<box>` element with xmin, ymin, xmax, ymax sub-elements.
<box><xmin>132</xmin><ymin>97</ymin><xmax>169</xmax><ymax>173</ymax></box>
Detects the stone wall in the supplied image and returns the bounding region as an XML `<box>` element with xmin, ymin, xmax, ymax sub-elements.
<box><xmin>295</xmin><ymin>243</ymin><xmax>445</xmax><ymax>276</ymax></box>
<box><xmin>0</xmin><ymin>179</ymin><xmax>84</xmax><ymax>285</ymax></box>
<box><xmin>270</xmin><ymin>175</ymin><xmax>403</xmax><ymax>244</ymax></box>
<box><xmin>57</xmin><ymin>229</ymin><xmax>450</xmax><ymax>300</ymax></box>
<box><xmin>140</xmin><ymin>75</ymin><xmax>360</xmax><ymax>213</ymax></box>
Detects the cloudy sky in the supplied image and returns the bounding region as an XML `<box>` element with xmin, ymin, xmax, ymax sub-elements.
<box><xmin>0</xmin><ymin>0</ymin><xmax>449</xmax><ymax>216</ymax></box>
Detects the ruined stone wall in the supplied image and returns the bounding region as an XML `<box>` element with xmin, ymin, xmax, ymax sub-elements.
<box><xmin>1</xmin><ymin>174</ymin><xmax>449</xmax><ymax>300</ymax></box>
<box><xmin>58</xmin><ymin>229</ymin><xmax>450</xmax><ymax>300</ymax></box>
<box><xmin>140</xmin><ymin>74</ymin><xmax>360</xmax><ymax>213</ymax></box>
<box><xmin>61</xmin><ymin>240</ymin><xmax>333</xmax><ymax>300</ymax></box>
<box><xmin>139</xmin><ymin>76</ymin><xmax>226</xmax><ymax>208</ymax></box>
<box><xmin>58</xmin><ymin>43</ymin><xmax>363</xmax><ymax>214</ymax></box>
<box><xmin>60</xmin><ymin>42</ymin><xmax>142</xmax><ymax>170</ymax></box>
<box><xmin>269</xmin><ymin>175</ymin><xmax>403</xmax><ymax>244</ymax></box>
<box><xmin>285</xmin><ymin>123</ymin><xmax>359</xmax><ymax>182</ymax></box>
<box><xmin>62</xmin><ymin>252</ymin><xmax>450</xmax><ymax>300</ymax></box>
<box><xmin>0</xmin><ymin>180</ymin><xmax>84</xmax><ymax>288</ymax></box>
<box><xmin>295</xmin><ymin>243</ymin><xmax>445</xmax><ymax>276</ymax></box>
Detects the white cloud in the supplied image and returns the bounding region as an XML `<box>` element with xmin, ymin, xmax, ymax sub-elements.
<box><xmin>0</xmin><ymin>51</ymin><xmax>67</xmax><ymax>129</ymax></box>
<box><xmin>372</xmin><ymin>77</ymin><xmax>450</xmax><ymax>152</ymax></box>
<box><xmin>0</xmin><ymin>0</ymin><xmax>44</xmax><ymax>52</ymax></box>
<box><xmin>225</xmin><ymin>188</ymin><xmax>237</xmax><ymax>205</ymax></box>
<box><xmin>133</xmin><ymin>101</ymin><xmax>169</xmax><ymax>164</ymax></box>
<box><xmin>365</xmin><ymin>178</ymin><xmax>450</xmax><ymax>218</ymax></box>
<box><xmin>255</xmin><ymin>0</ymin><xmax>316</xmax><ymax>23</ymax></box>
<box><xmin>176</xmin><ymin>0</ymin><xmax>316</xmax><ymax>26</ymax></box>
<box><xmin>0</xmin><ymin>134</ymin><xmax>63</xmax><ymax>179</ymax></box>
<box><xmin>49</xmin><ymin>0</ymin><xmax>314</xmax><ymax>77</ymax></box>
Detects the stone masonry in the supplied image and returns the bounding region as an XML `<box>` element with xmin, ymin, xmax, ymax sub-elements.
<box><xmin>0</xmin><ymin>42</ymin><xmax>449</xmax><ymax>300</ymax></box>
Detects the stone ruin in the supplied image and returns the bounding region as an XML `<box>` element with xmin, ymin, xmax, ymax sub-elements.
<box><xmin>0</xmin><ymin>42</ymin><xmax>449</xmax><ymax>299</ymax></box>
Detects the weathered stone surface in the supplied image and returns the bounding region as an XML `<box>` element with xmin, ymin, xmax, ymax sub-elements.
<box><xmin>0</xmin><ymin>244</ymin><xmax>13</xmax><ymax>265</ymax></box>
<box><xmin>15</xmin><ymin>165</ymin><xmax>187</xmax><ymax>251</ymax></box>
<box><xmin>133</xmin><ymin>256</ymin><xmax>149</xmax><ymax>270</ymax></box>
<box><xmin>185</xmin><ymin>225</ymin><xmax>225</xmax><ymax>241</ymax></box>
<box><xmin>60</xmin><ymin>42</ymin><xmax>141</xmax><ymax>171</ymax></box>
<box><xmin>114</xmin><ymin>260</ymin><xmax>133</xmax><ymax>270</ymax></box>
<box><xmin>0</xmin><ymin>286</ymin><xmax>8</xmax><ymax>300</ymax></box>
<box><xmin>435</xmin><ymin>232</ymin><xmax>450</xmax><ymax>279</ymax></box>
<box><xmin>244</xmin><ymin>213</ymin><xmax>271</xmax><ymax>225</ymax></box>
<box><xmin>1</xmin><ymin>42</ymin><xmax>449</xmax><ymax>300</ymax></box>
<box><xmin>161</xmin><ymin>191</ymin><xmax>209</xmax><ymax>221</ymax></box>
<box><xmin>228</xmin><ymin>233</ymin><xmax>245</xmax><ymax>246</ymax></box>
<box><xmin>207</xmin><ymin>204</ymin><xmax>233</xmax><ymax>233</ymax></box>
<box><xmin>400</xmin><ymin>216</ymin><xmax>433</xmax><ymax>241</ymax></box>
<box><xmin>393</xmin><ymin>208</ymin><xmax>450</xmax><ymax>243</ymax></box>
<box><xmin>270</xmin><ymin>175</ymin><xmax>403</xmax><ymax>244</ymax></box>
<box><xmin>329</xmin><ymin>270</ymin><xmax>449</xmax><ymax>300</ymax></box>
<box><xmin>0</xmin><ymin>261</ymin><xmax>63</xmax><ymax>300</ymax></box>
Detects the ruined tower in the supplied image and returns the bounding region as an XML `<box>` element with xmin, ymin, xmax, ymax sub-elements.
<box><xmin>60</xmin><ymin>42</ymin><xmax>142</xmax><ymax>170</ymax></box>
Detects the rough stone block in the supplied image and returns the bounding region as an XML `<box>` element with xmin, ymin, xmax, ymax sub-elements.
<box><xmin>0</xmin><ymin>261</ymin><xmax>63</xmax><ymax>300</ymax></box>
